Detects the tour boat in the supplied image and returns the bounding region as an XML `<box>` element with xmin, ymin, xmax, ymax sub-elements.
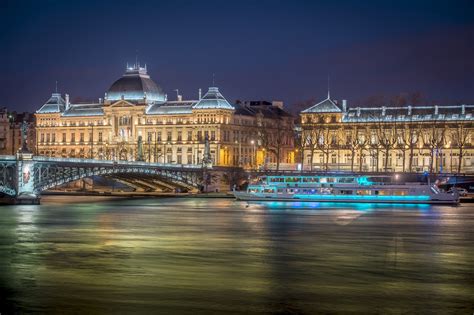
<box><xmin>233</xmin><ymin>175</ymin><xmax>459</xmax><ymax>205</ymax></box>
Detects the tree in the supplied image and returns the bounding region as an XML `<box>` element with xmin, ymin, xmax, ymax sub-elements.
<box><xmin>314</xmin><ymin>125</ymin><xmax>335</xmax><ymax>171</ymax></box>
<box><xmin>422</xmin><ymin>120</ymin><xmax>446</xmax><ymax>174</ymax></box>
<box><xmin>257</xmin><ymin>112</ymin><xmax>293</xmax><ymax>171</ymax></box>
<box><xmin>377</xmin><ymin>120</ymin><xmax>398</xmax><ymax>172</ymax></box>
<box><xmin>301</xmin><ymin>127</ymin><xmax>319</xmax><ymax>171</ymax></box>
<box><xmin>399</xmin><ymin>121</ymin><xmax>421</xmax><ymax>172</ymax></box>
<box><xmin>450</xmin><ymin>120</ymin><xmax>472</xmax><ymax>174</ymax></box>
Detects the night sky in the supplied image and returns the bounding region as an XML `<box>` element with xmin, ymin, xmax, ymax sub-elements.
<box><xmin>1</xmin><ymin>0</ymin><xmax>473</xmax><ymax>112</ymax></box>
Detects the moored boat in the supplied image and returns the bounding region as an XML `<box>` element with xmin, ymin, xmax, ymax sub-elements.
<box><xmin>233</xmin><ymin>175</ymin><xmax>459</xmax><ymax>205</ymax></box>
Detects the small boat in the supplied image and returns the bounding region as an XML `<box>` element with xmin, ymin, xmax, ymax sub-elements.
<box><xmin>233</xmin><ymin>175</ymin><xmax>459</xmax><ymax>205</ymax></box>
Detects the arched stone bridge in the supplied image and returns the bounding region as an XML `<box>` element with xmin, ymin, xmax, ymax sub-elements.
<box><xmin>0</xmin><ymin>153</ymin><xmax>212</xmax><ymax>204</ymax></box>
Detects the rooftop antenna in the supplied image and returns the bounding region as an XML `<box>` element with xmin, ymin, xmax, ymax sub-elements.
<box><xmin>55</xmin><ymin>81</ymin><xmax>58</xmax><ymax>93</ymax></box>
<box><xmin>174</xmin><ymin>89</ymin><xmax>179</xmax><ymax>99</ymax></box>
<box><xmin>135</xmin><ymin>49</ymin><xmax>139</xmax><ymax>68</ymax></box>
<box><xmin>212</xmin><ymin>73</ymin><xmax>215</xmax><ymax>86</ymax></box>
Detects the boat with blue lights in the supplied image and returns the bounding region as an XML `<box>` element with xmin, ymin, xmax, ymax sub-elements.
<box><xmin>234</xmin><ymin>175</ymin><xmax>459</xmax><ymax>205</ymax></box>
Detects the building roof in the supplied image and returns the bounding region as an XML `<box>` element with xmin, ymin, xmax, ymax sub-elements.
<box><xmin>106</xmin><ymin>64</ymin><xmax>166</xmax><ymax>103</ymax></box>
<box><xmin>343</xmin><ymin>104</ymin><xmax>474</xmax><ymax>122</ymax></box>
<box><xmin>234</xmin><ymin>102</ymin><xmax>293</xmax><ymax>118</ymax></box>
<box><xmin>36</xmin><ymin>93</ymin><xmax>66</xmax><ymax>113</ymax></box>
<box><xmin>192</xmin><ymin>87</ymin><xmax>234</xmax><ymax>110</ymax></box>
<box><xmin>146</xmin><ymin>101</ymin><xmax>196</xmax><ymax>115</ymax></box>
<box><xmin>301</xmin><ymin>96</ymin><xmax>342</xmax><ymax>113</ymax></box>
<box><xmin>62</xmin><ymin>104</ymin><xmax>104</xmax><ymax>117</ymax></box>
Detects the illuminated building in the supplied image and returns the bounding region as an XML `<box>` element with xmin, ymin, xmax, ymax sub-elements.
<box><xmin>300</xmin><ymin>94</ymin><xmax>474</xmax><ymax>173</ymax></box>
<box><xmin>35</xmin><ymin>64</ymin><xmax>294</xmax><ymax>168</ymax></box>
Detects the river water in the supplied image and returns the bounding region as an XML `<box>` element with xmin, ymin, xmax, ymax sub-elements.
<box><xmin>0</xmin><ymin>196</ymin><xmax>473</xmax><ymax>314</ymax></box>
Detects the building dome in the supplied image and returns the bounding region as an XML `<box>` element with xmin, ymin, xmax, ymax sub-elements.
<box><xmin>106</xmin><ymin>64</ymin><xmax>166</xmax><ymax>103</ymax></box>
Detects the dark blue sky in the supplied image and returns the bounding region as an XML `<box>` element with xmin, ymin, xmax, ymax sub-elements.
<box><xmin>1</xmin><ymin>0</ymin><xmax>473</xmax><ymax>111</ymax></box>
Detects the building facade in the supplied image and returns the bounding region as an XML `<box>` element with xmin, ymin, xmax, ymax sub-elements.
<box><xmin>0</xmin><ymin>108</ymin><xmax>36</xmax><ymax>155</ymax></box>
<box><xmin>300</xmin><ymin>94</ymin><xmax>474</xmax><ymax>173</ymax></box>
<box><xmin>35</xmin><ymin>64</ymin><xmax>294</xmax><ymax>168</ymax></box>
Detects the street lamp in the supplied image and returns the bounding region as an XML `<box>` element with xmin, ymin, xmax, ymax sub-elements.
<box><xmin>250</xmin><ymin>140</ymin><xmax>255</xmax><ymax>170</ymax></box>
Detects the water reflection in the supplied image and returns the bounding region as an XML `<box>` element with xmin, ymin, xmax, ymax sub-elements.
<box><xmin>0</xmin><ymin>197</ymin><xmax>473</xmax><ymax>314</ymax></box>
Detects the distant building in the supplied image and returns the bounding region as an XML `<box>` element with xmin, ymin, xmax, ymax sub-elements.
<box><xmin>35</xmin><ymin>64</ymin><xmax>294</xmax><ymax>168</ymax></box>
<box><xmin>0</xmin><ymin>108</ymin><xmax>35</xmax><ymax>155</ymax></box>
<box><xmin>300</xmin><ymin>93</ymin><xmax>474</xmax><ymax>173</ymax></box>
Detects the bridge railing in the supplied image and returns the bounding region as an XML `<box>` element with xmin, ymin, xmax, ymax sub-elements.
<box><xmin>32</xmin><ymin>156</ymin><xmax>204</xmax><ymax>169</ymax></box>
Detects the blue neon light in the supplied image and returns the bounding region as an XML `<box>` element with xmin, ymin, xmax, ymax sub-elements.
<box><xmin>357</xmin><ymin>176</ymin><xmax>373</xmax><ymax>186</ymax></box>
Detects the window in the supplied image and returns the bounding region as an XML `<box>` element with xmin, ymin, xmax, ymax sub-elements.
<box><xmin>177</xmin><ymin>131</ymin><xmax>182</xmax><ymax>142</ymax></box>
<box><xmin>187</xmin><ymin>131</ymin><xmax>192</xmax><ymax>141</ymax></box>
<box><xmin>80</xmin><ymin>133</ymin><xmax>84</xmax><ymax>143</ymax></box>
<box><xmin>52</xmin><ymin>133</ymin><xmax>55</xmax><ymax>143</ymax></box>
<box><xmin>147</xmin><ymin>132</ymin><xmax>152</xmax><ymax>142</ymax></box>
<box><xmin>167</xmin><ymin>131</ymin><xmax>172</xmax><ymax>141</ymax></box>
<box><xmin>40</xmin><ymin>133</ymin><xmax>44</xmax><ymax>143</ymax></box>
<box><xmin>197</xmin><ymin>131</ymin><xmax>202</xmax><ymax>141</ymax></box>
<box><xmin>89</xmin><ymin>133</ymin><xmax>93</xmax><ymax>142</ymax></box>
<box><xmin>211</xmin><ymin>131</ymin><xmax>216</xmax><ymax>141</ymax></box>
<box><xmin>46</xmin><ymin>134</ymin><xmax>50</xmax><ymax>143</ymax></box>
<box><xmin>98</xmin><ymin>132</ymin><xmax>103</xmax><ymax>142</ymax></box>
<box><xmin>177</xmin><ymin>155</ymin><xmax>182</xmax><ymax>164</ymax></box>
<box><xmin>157</xmin><ymin>132</ymin><xmax>162</xmax><ymax>142</ymax></box>
<box><xmin>187</xmin><ymin>154</ymin><xmax>192</xmax><ymax>164</ymax></box>
<box><xmin>62</xmin><ymin>133</ymin><xmax>66</xmax><ymax>143</ymax></box>
<box><xmin>71</xmin><ymin>133</ymin><xmax>75</xmax><ymax>143</ymax></box>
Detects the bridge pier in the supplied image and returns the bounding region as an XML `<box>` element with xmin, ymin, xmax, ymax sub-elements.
<box><xmin>14</xmin><ymin>151</ymin><xmax>41</xmax><ymax>205</ymax></box>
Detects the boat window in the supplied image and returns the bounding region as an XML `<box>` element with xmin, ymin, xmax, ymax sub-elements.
<box><xmin>263</xmin><ymin>188</ymin><xmax>274</xmax><ymax>193</ymax></box>
<box><xmin>285</xmin><ymin>177</ymin><xmax>301</xmax><ymax>183</ymax></box>
<box><xmin>302</xmin><ymin>177</ymin><xmax>319</xmax><ymax>183</ymax></box>
<box><xmin>269</xmin><ymin>177</ymin><xmax>284</xmax><ymax>183</ymax></box>
<box><xmin>340</xmin><ymin>190</ymin><xmax>352</xmax><ymax>195</ymax></box>
<box><xmin>338</xmin><ymin>177</ymin><xmax>355</xmax><ymax>183</ymax></box>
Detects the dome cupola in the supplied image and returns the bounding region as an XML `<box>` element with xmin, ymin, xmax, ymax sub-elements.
<box><xmin>106</xmin><ymin>64</ymin><xmax>166</xmax><ymax>103</ymax></box>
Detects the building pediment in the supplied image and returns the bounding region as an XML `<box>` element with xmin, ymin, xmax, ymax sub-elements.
<box><xmin>109</xmin><ymin>100</ymin><xmax>136</xmax><ymax>108</ymax></box>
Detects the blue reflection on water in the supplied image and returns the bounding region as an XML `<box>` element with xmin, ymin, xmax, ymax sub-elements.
<box><xmin>255</xmin><ymin>201</ymin><xmax>431</xmax><ymax>213</ymax></box>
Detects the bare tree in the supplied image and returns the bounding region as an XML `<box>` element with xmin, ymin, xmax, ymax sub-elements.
<box><xmin>315</xmin><ymin>125</ymin><xmax>335</xmax><ymax>171</ymax></box>
<box><xmin>301</xmin><ymin>126</ymin><xmax>319</xmax><ymax>171</ymax></box>
<box><xmin>450</xmin><ymin>120</ymin><xmax>472</xmax><ymax>174</ymax></box>
<box><xmin>257</xmin><ymin>113</ymin><xmax>293</xmax><ymax>171</ymax></box>
<box><xmin>422</xmin><ymin>120</ymin><xmax>446</xmax><ymax>174</ymax></box>
<box><xmin>377</xmin><ymin>121</ymin><xmax>398</xmax><ymax>172</ymax></box>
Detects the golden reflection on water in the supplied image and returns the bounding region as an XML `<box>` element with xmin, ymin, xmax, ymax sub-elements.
<box><xmin>0</xmin><ymin>197</ymin><xmax>473</xmax><ymax>314</ymax></box>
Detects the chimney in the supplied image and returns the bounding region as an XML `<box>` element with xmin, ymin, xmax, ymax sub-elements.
<box><xmin>177</xmin><ymin>95</ymin><xmax>183</xmax><ymax>102</ymax></box>
<box><xmin>408</xmin><ymin>105</ymin><xmax>412</xmax><ymax>115</ymax></box>
<box><xmin>342</xmin><ymin>100</ymin><xmax>347</xmax><ymax>112</ymax></box>
<box><xmin>198</xmin><ymin>88</ymin><xmax>202</xmax><ymax>100</ymax></box>
<box><xmin>65</xmin><ymin>94</ymin><xmax>70</xmax><ymax>110</ymax></box>
<box><xmin>99</xmin><ymin>97</ymin><xmax>102</xmax><ymax>104</ymax></box>
<box><xmin>435</xmin><ymin>105</ymin><xmax>439</xmax><ymax>115</ymax></box>
<box><xmin>357</xmin><ymin>107</ymin><xmax>361</xmax><ymax>116</ymax></box>
<box><xmin>382</xmin><ymin>106</ymin><xmax>386</xmax><ymax>116</ymax></box>
<box><xmin>462</xmin><ymin>104</ymin><xmax>465</xmax><ymax>115</ymax></box>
